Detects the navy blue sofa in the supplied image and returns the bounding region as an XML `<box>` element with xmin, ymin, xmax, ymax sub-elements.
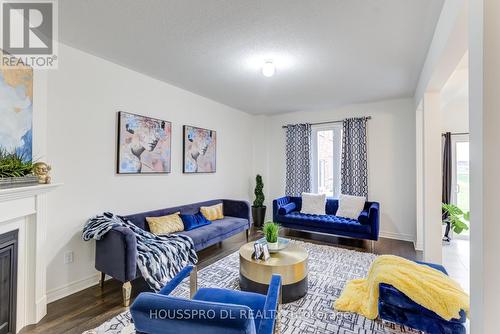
<box><xmin>95</xmin><ymin>199</ymin><xmax>251</xmax><ymax>306</ymax></box>
<box><xmin>273</xmin><ymin>196</ymin><xmax>379</xmax><ymax>241</ymax></box>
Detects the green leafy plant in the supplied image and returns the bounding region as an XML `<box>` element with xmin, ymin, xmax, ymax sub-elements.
<box><xmin>263</xmin><ymin>221</ymin><xmax>280</xmax><ymax>243</ymax></box>
<box><xmin>0</xmin><ymin>148</ymin><xmax>33</xmax><ymax>178</ymax></box>
<box><xmin>253</xmin><ymin>174</ymin><xmax>265</xmax><ymax>207</ymax></box>
<box><xmin>442</xmin><ymin>203</ymin><xmax>470</xmax><ymax>234</ymax></box>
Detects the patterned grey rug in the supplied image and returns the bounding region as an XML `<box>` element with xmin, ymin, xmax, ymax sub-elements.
<box><xmin>84</xmin><ymin>240</ymin><xmax>421</xmax><ymax>334</ymax></box>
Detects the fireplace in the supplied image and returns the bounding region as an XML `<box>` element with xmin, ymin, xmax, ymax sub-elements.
<box><xmin>0</xmin><ymin>230</ymin><xmax>18</xmax><ymax>334</ymax></box>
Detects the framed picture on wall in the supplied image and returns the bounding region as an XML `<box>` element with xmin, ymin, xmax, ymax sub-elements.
<box><xmin>117</xmin><ymin>111</ymin><xmax>172</xmax><ymax>174</ymax></box>
<box><xmin>183</xmin><ymin>125</ymin><xmax>216</xmax><ymax>173</ymax></box>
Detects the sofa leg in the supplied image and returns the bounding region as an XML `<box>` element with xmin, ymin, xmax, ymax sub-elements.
<box><xmin>189</xmin><ymin>265</ymin><xmax>198</xmax><ymax>299</ymax></box>
<box><xmin>99</xmin><ymin>272</ymin><xmax>105</xmax><ymax>290</ymax></box>
<box><xmin>370</xmin><ymin>240</ymin><xmax>375</xmax><ymax>253</ymax></box>
<box><xmin>122</xmin><ymin>282</ymin><xmax>132</xmax><ymax>307</ymax></box>
<box><xmin>245</xmin><ymin>229</ymin><xmax>249</xmax><ymax>242</ymax></box>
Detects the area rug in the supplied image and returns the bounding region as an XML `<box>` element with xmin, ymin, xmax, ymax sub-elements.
<box><xmin>84</xmin><ymin>240</ymin><xmax>421</xmax><ymax>334</ymax></box>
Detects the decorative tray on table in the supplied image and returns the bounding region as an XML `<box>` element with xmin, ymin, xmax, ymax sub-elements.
<box><xmin>256</xmin><ymin>237</ymin><xmax>290</xmax><ymax>253</ymax></box>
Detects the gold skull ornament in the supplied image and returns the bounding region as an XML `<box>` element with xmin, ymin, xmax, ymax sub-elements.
<box><xmin>33</xmin><ymin>162</ymin><xmax>52</xmax><ymax>184</ymax></box>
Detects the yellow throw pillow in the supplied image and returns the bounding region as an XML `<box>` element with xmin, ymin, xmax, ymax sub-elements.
<box><xmin>146</xmin><ymin>212</ymin><xmax>184</xmax><ymax>235</ymax></box>
<box><xmin>200</xmin><ymin>203</ymin><xmax>224</xmax><ymax>221</ymax></box>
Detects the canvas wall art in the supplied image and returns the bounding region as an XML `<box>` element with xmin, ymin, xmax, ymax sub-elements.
<box><xmin>183</xmin><ymin>125</ymin><xmax>216</xmax><ymax>173</ymax></box>
<box><xmin>117</xmin><ymin>112</ymin><xmax>172</xmax><ymax>174</ymax></box>
<box><xmin>0</xmin><ymin>66</ymin><xmax>33</xmax><ymax>161</ymax></box>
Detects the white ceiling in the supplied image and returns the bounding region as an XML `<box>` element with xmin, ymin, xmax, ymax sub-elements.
<box><xmin>59</xmin><ymin>0</ymin><xmax>444</xmax><ymax>114</ymax></box>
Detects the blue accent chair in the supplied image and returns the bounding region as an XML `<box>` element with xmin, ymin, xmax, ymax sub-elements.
<box><xmin>130</xmin><ymin>265</ymin><xmax>282</xmax><ymax>334</ymax></box>
<box><xmin>379</xmin><ymin>261</ymin><xmax>467</xmax><ymax>334</ymax></box>
<box><xmin>273</xmin><ymin>196</ymin><xmax>380</xmax><ymax>241</ymax></box>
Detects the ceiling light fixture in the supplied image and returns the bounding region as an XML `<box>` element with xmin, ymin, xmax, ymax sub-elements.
<box><xmin>262</xmin><ymin>60</ymin><xmax>276</xmax><ymax>77</ymax></box>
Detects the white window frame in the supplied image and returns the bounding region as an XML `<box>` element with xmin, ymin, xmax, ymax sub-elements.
<box><xmin>311</xmin><ymin>123</ymin><xmax>343</xmax><ymax>198</ymax></box>
<box><xmin>450</xmin><ymin>134</ymin><xmax>469</xmax><ymax>240</ymax></box>
<box><xmin>451</xmin><ymin>134</ymin><xmax>469</xmax><ymax>206</ymax></box>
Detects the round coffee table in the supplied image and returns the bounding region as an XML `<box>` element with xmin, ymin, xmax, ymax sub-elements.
<box><xmin>239</xmin><ymin>241</ymin><xmax>308</xmax><ymax>303</ymax></box>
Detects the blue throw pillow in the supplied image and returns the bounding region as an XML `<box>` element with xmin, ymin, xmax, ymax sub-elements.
<box><xmin>278</xmin><ymin>202</ymin><xmax>297</xmax><ymax>215</ymax></box>
<box><xmin>180</xmin><ymin>212</ymin><xmax>212</xmax><ymax>231</ymax></box>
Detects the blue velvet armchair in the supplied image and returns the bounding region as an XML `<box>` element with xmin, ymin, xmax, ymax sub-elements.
<box><xmin>130</xmin><ymin>265</ymin><xmax>282</xmax><ymax>334</ymax></box>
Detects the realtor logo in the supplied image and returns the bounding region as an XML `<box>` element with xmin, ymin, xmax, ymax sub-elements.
<box><xmin>1</xmin><ymin>0</ymin><xmax>58</xmax><ymax>68</ymax></box>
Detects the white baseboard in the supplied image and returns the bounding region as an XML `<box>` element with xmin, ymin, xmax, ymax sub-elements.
<box><xmin>414</xmin><ymin>240</ymin><xmax>424</xmax><ymax>251</ymax></box>
<box><xmin>46</xmin><ymin>273</ymin><xmax>100</xmax><ymax>303</ymax></box>
<box><xmin>379</xmin><ymin>231</ymin><xmax>415</xmax><ymax>243</ymax></box>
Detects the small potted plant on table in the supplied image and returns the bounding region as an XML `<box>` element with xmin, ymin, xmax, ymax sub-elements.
<box><xmin>252</xmin><ymin>174</ymin><xmax>266</xmax><ymax>227</ymax></box>
<box><xmin>263</xmin><ymin>222</ymin><xmax>280</xmax><ymax>251</ymax></box>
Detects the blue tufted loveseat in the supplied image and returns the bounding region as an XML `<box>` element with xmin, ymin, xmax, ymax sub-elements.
<box><xmin>273</xmin><ymin>196</ymin><xmax>379</xmax><ymax>241</ymax></box>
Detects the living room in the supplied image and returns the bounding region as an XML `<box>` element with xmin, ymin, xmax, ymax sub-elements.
<box><xmin>0</xmin><ymin>1</ymin><xmax>498</xmax><ymax>334</ymax></box>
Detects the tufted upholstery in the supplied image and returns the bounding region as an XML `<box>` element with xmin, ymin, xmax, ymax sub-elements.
<box><xmin>279</xmin><ymin>211</ymin><xmax>371</xmax><ymax>234</ymax></box>
<box><xmin>273</xmin><ymin>196</ymin><xmax>379</xmax><ymax>241</ymax></box>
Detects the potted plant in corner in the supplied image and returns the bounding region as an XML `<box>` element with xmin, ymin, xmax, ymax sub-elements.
<box><xmin>442</xmin><ymin>203</ymin><xmax>470</xmax><ymax>242</ymax></box>
<box><xmin>263</xmin><ymin>221</ymin><xmax>280</xmax><ymax>251</ymax></box>
<box><xmin>252</xmin><ymin>174</ymin><xmax>266</xmax><ymax>227</ymax></box>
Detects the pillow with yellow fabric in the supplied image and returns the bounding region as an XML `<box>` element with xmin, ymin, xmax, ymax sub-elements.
<box><xmin>200</xmin><ymin>203</ymin><xmax>224</xmax><ymax>221</ymax></box>
<box><xmin>146</xmin><ymin>212</ymin><xmax>184</xmax><ymax>235</ymax></box>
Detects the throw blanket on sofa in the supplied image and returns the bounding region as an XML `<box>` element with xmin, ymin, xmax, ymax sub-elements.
<box><xmin>82</xmin><ymin>212</ymin><xmax>198</xmax><ymax>291</ymax></box>
<box><xmin>334</xmin><ymin>255</ymin><xmax>469</xmax><ymax>321</ymax></box>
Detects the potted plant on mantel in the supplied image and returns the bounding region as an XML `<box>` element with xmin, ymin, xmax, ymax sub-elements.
<box><xmin>263</xmin><ymin>222</ymin><xmax>280</xmax><ymax>251</ymax></box>
<box><xmin>0</xmin><ymin>148</ymin><xmax>38</xmax><ymax>188</ymax></box>
<box><xmin>252</xmin><ymin>174</ymin><xmax>266</xmax><ymax>228</ymax></box>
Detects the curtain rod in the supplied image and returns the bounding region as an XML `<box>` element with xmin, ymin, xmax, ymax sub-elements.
<box><xmin>281</xmin><ymin>116</ymin><xmax>371</xmax><ymax>128</ymax></box>
<box><xmin>442</xmin><ymin>132</ymin><xmax>470</xmax><ymax>136</ymax></box>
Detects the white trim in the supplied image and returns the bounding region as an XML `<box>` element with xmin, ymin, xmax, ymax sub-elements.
<box><xmin>0</xmin><ymin>183</ymin><xmax>62</xmax><ymax>203</ymax></box>
<box><xmin>414</xmin><ymin>240</ymin><xmax>424</xmax><ymax>252</ymax></box>
<box><xmin>379</xmin><ymin>231</ymin><xmax>415</xmax><ymax>243</ymax></box>
<box><xmin>46</xmin><ymin>273</ymin><xmax>101</xmax><ymax>303</ymax></box>
<box><xmin>0</xmin><ymin>183</ymin><xmax>61</xmax><ymax>332</ymax></box>
<box><xmin>310</xmin><ymin>123</ymin><xmax>342</xmax><ymax>197</ymax></box>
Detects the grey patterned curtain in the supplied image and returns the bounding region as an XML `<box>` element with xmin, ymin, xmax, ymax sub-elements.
<box><xmin>285</xmin><ymin>124</ymin><xmax>312</xmax><ymax>196</ymax></box>
<box><xmin>341</xmin><ymin>118</ymin><xmax>368</xmax><ymax>197</ymax></box>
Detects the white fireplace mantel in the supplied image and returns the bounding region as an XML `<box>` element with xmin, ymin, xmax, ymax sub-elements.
<box><xmin>0</xmin><ymin>183</ymin><xmax>61</xmax><ymax>203</ymax></box>
<box><xmin>0</xmin><ymin>183</ymin><xmax>61</xmax><ymax>333</ymax></box>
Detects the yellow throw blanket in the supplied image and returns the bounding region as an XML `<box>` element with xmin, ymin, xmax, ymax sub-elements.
<box><xmin>334</xmin><ymin>255</ymin><xmax>469</xmax><ymax>321</ymax></box>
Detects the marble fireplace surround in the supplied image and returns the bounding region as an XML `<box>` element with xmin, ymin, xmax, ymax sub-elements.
<box><xmin>0</xmin><ymin>184</ymin><xmax>60</xmax><ymax>333</ymax></box>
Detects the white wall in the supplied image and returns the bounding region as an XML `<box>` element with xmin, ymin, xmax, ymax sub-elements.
<box><xmin>440</xmin><ymin>54</ymin><xmax>469</xmax><ymax>133</ymax></box>
<box><xmin>261</xmin><ymin>98</ymin><xmax>417</xmax><ymax>242</ymax></box>
<box><xmin>470</xmin><ymin>0</ymin><xmax>500</xmax><ymax>332</ymax></box>
<box><xmin>40</xmin><ymin>46</ymin><xmax>419</xmax><ymax>302</ymax></box>
<box><xmin>44</xmin><ymin>44</ymin><xmax>256</xmax><ymax>301</ymax></box>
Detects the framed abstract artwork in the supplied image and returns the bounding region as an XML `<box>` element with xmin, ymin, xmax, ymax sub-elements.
<box><xmin>117</xmin><ymin>111</ymin><xmax>172</xmax><ymax>174</ymax></box>
<box><xmin>183</xmin><ymin>125</ymin><xmax>216</xmax><ymax>173</ymax></box>
<box><xmin>0</xmin><ymin>65</ymin><xmax>33</xmax><ymax>162</ymax></box>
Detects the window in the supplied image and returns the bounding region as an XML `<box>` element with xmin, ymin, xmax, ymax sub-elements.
<box><xmin>451</xmin><ymin>134</ymin><xmax>469</xmax><ymax>239</ymax></box>
<box><xmin>311</xmin><ymin>124</ymin><xmax>342</xmax><ymax>197</ymax></box>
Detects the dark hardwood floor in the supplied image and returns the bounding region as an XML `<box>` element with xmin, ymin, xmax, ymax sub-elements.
<box><xmin>21</xmin><ymin>228</ymin><xmax>418</xmax><ymax>334</ymax></box>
